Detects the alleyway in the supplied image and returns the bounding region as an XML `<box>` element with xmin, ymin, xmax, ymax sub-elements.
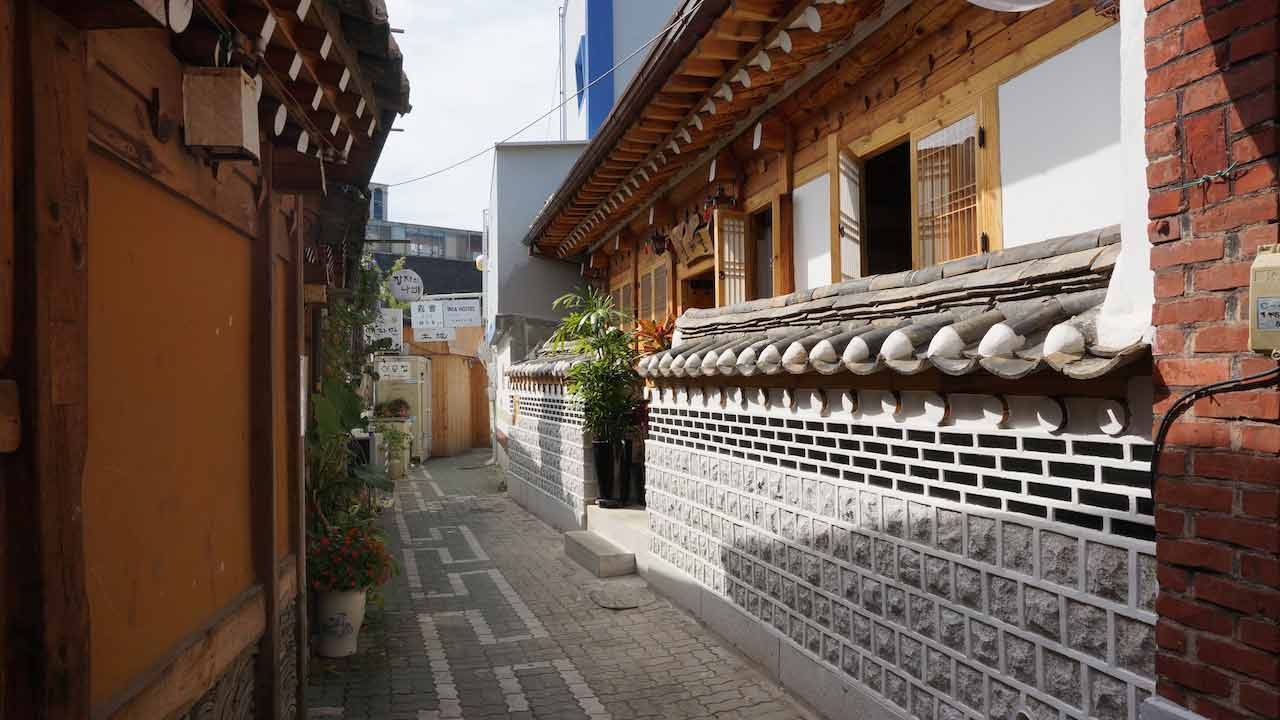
<box><xmin>307</xmin><ymin>451</ymin><xmax>818</xmax><ymax>720</ymax></box>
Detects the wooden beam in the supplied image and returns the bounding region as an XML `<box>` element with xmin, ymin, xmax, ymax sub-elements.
<box><xmin>251</xmin><ymin>140</ymin><xmax>282</xmax><ymax>720</ymax></box>
<box><xmin>827</xmin><ymin>132</ymin><xmax>841</xmax><ymax>284</ymax></box>
<box><xmin>39</xmin><ymin>0</ymin><xmax>164</xmax><ymax>28</ymax></box>
<box><xmin>726</xmin><ymin>0</ymin><xmax>780</xmax><ymax>23</ymax></box>
<box><xmin>772</xmin><ymin>193</ymin><xmax>794</xmax><ymax>297</ymax></box>
<box><xmin>6</xmin><ymin>3</ymin><xmax>91</xmax><ymax>717</ymax></box>
<box><xmin>0</xmin><ymin>0</ymin><xmax>11</xmax><ymax>372</ymax></box>
<box><xmin>678</xmin><ymin>58</ymin><xmax>726</xmax><ymax>78</ymax></box>
<box><xmin>287</xmin><ymin>195</ymin><xmax>308</xmax><ymax>719</ymax></box>
<box><xmin>710</xmin><ymin>18</ymin><xmax>767</xmax><ymax>42</ymax></box>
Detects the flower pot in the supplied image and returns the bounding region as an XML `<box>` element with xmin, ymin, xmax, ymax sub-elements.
<box><xmin>317</xmin><ymin>589</ymin><xmax>368</xmax><ymax>657</ymax></box>
<box><xmin>592</xmin><ymin>440</ymin><xmax>621</xmax><ymax>508</ymax></box>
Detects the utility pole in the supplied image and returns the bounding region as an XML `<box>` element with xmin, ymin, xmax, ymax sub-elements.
<box><xmin>558</xmin><ymin>2</ymin><xmax>567</xmax><ymax>140</ymax></box>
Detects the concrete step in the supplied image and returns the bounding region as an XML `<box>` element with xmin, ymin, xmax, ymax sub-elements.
<box><xmin>564</xmin><ymin>530</ymin><xmax>636</xmax><ymax>578</ymax></box>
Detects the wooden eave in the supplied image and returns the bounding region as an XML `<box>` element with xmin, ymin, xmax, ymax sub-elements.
<box><xmin>528</xmin><ymin>0</ymin><xmax>888</xmax><ymax>259</ymax></box>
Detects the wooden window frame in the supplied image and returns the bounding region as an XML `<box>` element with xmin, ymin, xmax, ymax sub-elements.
<box><xmin>840</xmin><ymin>88</ymin><xmax>1003</xmax><ymax>274</ymax></box>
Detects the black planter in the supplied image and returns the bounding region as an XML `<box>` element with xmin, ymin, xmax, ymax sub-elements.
<box><xmin>592</xmin><ymin>440</ymin><xmax>622</xmax><ymax>508</ymax></box>
<box><xmin>618</xmin><ymin>438</ymin><xmax>634</xmax><ymax>505</ymax></box>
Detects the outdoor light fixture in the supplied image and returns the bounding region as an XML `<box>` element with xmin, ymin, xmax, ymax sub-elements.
<box><xmin>965</xmin><ymin>0</ymin><xmax>1052</xmax><ymax>11</ymax></box>
<box><xmin>648</xmin><ymin>230</ymin><xmax>669</xmax><ymax>256</ymax></box>
<box><xmin>701</xmin><ymin>185</ymin><xmax>734</xmax><ymax>220</ymax></box>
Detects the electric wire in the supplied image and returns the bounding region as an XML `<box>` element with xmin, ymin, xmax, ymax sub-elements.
<box><xmin>383</xmin><ymin>0</ymin><xmax>705</xmax><ymax>188</ymax></box>
<box><xmin>1148</xmin><ymin>349</ymin><xmax>1280</xmax><ymax>495</ymax></box>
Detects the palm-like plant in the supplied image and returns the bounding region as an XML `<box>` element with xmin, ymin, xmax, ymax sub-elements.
<box><xmin>549</xmin><ymin>286</ymin><xmax>626</xmax><ymax>355</ymax></box>
<box><xmin>549</xmin><ymin>287</ymin><xmax>642</xmax><ymax>443</ymax></box>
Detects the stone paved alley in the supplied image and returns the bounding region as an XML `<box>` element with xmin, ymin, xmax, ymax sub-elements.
<box><xmin>307</xmin><ymin>451</ymin><xmax>818</xmax><ymax>720</ymax></box>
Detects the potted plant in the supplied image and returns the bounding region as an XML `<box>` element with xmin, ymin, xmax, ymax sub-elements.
<box><xmin>379</xmin><ymin>426</ymin><xmax>411</xmax><ymax>480</ymax></box>
<box><xmin>374</xmin><ymin>398</ymin><xmax>410</xmax><ymax>418</ymax></box>
<box><xmin>551</xmin><ymin>288</ymin><xmax>642</xmax><ymax>508</ymax></box>
<box><xmin>308</xmin><ymin>523</ymin><xmax>396</xmax><ymax>657</ymax></box>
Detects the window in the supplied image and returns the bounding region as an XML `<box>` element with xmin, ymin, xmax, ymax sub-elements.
<box><xmin>842</xmin><ymin>90</ymin><xmax>1001</xmax><ymax>274</ymax></box>
<box><xmin>621</xmin><ymin>283</ymin><xmax>634</xmax><ymax>329</ymax></box>
<box><xmin>653</xmin><ymin>264</ymin><xmax>668</xmax><ymax>321</ymax></box>
<box><xmin>371</xmin><ymin>187</ymin><xmax>386</xmax><ymax>221</ymax></box>
<box><xmin>915</xmin><ymin>114</ymin><xmax>979</xmax><ymax>266</ymax></box>
<box><xmin>639</xmin><ymin>272</ymin><xmax>653</xmax><ymax>323</ymax></box>
<box><xmin>574</xmin><ymin>36</ymin><xmax>587</xmax><ymax>110</ymax></box>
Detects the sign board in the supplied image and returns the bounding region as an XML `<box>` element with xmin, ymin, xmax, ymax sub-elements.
<box><xmin>364</xmin><ymin>308</ymin><xmax>403</xmax><ymax>353</ymax></box>
<box><xmin>414</xmin><ymin>327</ymin><xmax>456</xmax><ymax>342</ymax></box>
<box><xmin>443</xmin><ymin>298</ymin><xmax>482</xmax><ymax>328</ymax></box>
<box><xmin>377</xmin><ymin>359</ymin><xmax>413</xmax><ymax>382</ymax></box>
<box><xmin>411</xmin><ymin>300</ymin><xmax>444</xmax><ymax>329</ymax></box>
<box><xmin>390</xmin><ymin>269</ymin><xmax>424</xmax><ymax>302</ymax></box>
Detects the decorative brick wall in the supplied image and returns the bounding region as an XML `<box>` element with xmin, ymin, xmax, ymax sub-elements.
<box><xmin>646</xmin><ymin>385</ymin><xmax>1156</xmax><ymax>720</ymax></box>
<box><xmin>1144</xmin><ymin>0</ymin><xmax>1280</xmax><ymax>718</ymax></box>
<box><xmin>503</xmin><ymin>380</ymin><xmax>596</xmax><ymax>531</ymax></box>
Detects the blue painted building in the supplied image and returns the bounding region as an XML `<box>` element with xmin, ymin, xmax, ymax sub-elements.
<box><xmin>563</xmin><ymin>0</ymin><xmax>681</xmax><ymax>139</ymax></box>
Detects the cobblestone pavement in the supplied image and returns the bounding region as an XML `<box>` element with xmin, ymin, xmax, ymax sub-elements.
<box><xmin>308</xmin><ymin>451</ymin><xmax>819</xmax><ymax>720</ymax></box>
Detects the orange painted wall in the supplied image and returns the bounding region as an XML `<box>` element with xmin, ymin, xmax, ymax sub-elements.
<box><xmin>84</xmin><ymin>152</ymin><xmax>255</xmax><ymax>705</ymax></box>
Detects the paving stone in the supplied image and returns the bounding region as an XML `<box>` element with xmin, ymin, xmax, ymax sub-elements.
<box><xmin>306</xmin><ymin>452</ymin><xmax>816</xmax><ymax>720</ymax></box>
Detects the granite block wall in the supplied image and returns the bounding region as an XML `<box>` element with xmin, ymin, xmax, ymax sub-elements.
<box><xmin>503</xmin><ymin>381</ymin><xmax>595</xmax><ymax>531</ymax></box>
<box><xmin>645</xmin><ymin>385</ymin><xmax>1156</xmax><ymax>720</ymax></box>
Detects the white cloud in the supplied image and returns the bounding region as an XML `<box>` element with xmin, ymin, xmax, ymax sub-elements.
<box><xmin>373</xmin><ymin>1</ymin><xmax>564</xmax><ymax>231</ymax></box>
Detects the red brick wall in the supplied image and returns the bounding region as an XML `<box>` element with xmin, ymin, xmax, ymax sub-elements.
<box><xmin>1146</xmin><ymin>0</ymin><xmax>1280</xmax><ymax>717</ymax></box>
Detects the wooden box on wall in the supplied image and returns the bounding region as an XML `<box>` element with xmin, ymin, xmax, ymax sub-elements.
<box><xmin>182</xmin><ymin>67</ymin><xmax>260</xmax><ymax>161</ymax></box>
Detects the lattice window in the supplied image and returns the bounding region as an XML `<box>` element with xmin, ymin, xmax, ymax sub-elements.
<box><xmin>916</xmin><ymin>115</ymin><xmax>978</xmax><ymax>267</ymax></box>
<box><xmin>654</xmin><ymin>264</ymin><xmax>669</xmax><ymax>320</ymax></box>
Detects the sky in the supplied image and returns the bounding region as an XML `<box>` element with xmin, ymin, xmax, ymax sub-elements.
<box><xmin>371</xmin><ymin>1</ymin><xmax>568</xmax><ymax>232</ymax></box>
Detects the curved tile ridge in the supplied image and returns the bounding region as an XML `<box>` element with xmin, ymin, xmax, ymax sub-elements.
<box><xmin>676</xmin><ymin>225</ymin><xmax>1120</xmax><ymax>334</ymax></box>
<box><xmin>507</xmin><ymin>351</ymin><xmax>591</xmax><ymax>379</ymax></box>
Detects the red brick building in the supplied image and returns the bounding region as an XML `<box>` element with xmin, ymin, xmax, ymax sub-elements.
<box><xmin>1145</xmin><ymin>0</ymin><xmax>1278</xmax><ymax>719</ymax></box>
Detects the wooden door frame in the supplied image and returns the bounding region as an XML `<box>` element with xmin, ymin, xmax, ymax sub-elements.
<box><xmin>3</xmin><ymin>3</ymin><xmax>92</xmax><ymax>717</ymax></box>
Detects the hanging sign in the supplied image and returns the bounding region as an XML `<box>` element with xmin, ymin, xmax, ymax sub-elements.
<box><xmin>377</xmin><ymin>359</ymin><xmax>413</xmax><ymax>381</ymax></box>
<box><xmin>443</xmin><ymin>298</ymin><xmax>482</xmax><ymax>328</ymax></box>
<box><xmin>414</xmin><ymin>327</ymin><xmax>456</xmax><ymax>342</ymax></box>
<box><xmin>411</xmin><ymin>300</ymin><xmax>445</xmax><ymax>329</ymax></box>
<box><xmin>364</xmin><ymin>308</ymin><xmax>403</xmax><ymax>353</ymax></box>
<box><xmin>390</xmin><ymin>269</ymin><xmax>424</xmax><ymax>302</ymax></box>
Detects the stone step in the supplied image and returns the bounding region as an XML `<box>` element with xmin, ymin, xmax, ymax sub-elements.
<box><xmin>564</xmin><ymin>530</ymin><xmax>636</xmax><ymax>578</ymax></box>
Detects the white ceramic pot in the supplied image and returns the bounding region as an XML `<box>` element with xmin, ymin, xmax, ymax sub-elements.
<box><xmin>316</xmin><ymin>589</ymin><xmax>368</xmax><ymax>657</ymax></box>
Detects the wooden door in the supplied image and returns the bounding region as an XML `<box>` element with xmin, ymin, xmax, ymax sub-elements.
<box><xmin>837</xmin><ymin>150</ymin><xmax>864</xmax><ymax>280</ymax></box>
<box><xmin>713</xmin><ymin>209</ymin><xmax>748</xmax><ymax>306</ymax></box>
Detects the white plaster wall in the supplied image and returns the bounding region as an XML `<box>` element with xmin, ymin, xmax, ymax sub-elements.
<box><xmin>1100</xmin><ymin>0</ymin><xmax>1155</xmax><ymax>347</ymax></box>
<box><xmin>489</xmin><ymin>141</ymin><xmax>588</xmax><ymax>324</ymax></box>
<box><xmin>998</xmin><ymin>26</ymin><xmax>1122</xmax><ymax>248</ymax></box>
<box><xmin>561</xmin><ymin>0</ymin><xmax>588</xmax><ymax>141</ymax></box>
<box><xmin>792</xmin><ymin>174</ymin><xmax>831</xmax><ymax>294</ymax></box>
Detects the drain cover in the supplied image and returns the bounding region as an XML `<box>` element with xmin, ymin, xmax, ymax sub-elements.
<box><xmin>588</xmin><ymin>587</ymin><xmax>656</xmax><ymax>610</ymax></box>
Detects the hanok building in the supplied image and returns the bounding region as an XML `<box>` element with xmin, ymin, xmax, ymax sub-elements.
<box><xmin>506</xmin><ymin>2</ymin><xmax>1279</xmax><ymax>720</ymax></box>
<box><xmin>0</xmin><ymin>0</ymin><xmax>409</xmax><ymax>717</ymax></box>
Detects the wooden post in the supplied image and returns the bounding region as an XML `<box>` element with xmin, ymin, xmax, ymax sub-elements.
<box><xmin>772</xmin><ymin>127</ymin><xmax>795</xmax><ymax>296</ymax></box>
<box><xmin>4</xmin><ymin>2</ymin><xmax>91</xmax><ymax>717</ymax></box>
<box><xmin>287</xmin><ymin>195</ymin><xmax>307</xmax><ymax>717</ymax></box>
<box><xmin>252</xmin><ymin>141</ymin><xmax>282</xmax><ymax>720</ymax></box>
<box><xmin>1</xmin><ymin>0</ymin><xmax>13</xmax><ymax>372</ymax></box>
<box><xmin>826</xmin><ymin>133</ymin><xmax>841</xmax><ymax>285</ymax></box>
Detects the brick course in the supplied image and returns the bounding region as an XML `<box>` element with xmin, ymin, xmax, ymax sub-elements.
<box><xmin>1145</xmin><ymin>0</ymin><xmax>1279</xmax><ymax>716</ymax></box>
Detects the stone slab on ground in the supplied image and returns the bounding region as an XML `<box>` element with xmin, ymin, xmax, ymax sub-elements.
<box><xmin>564</xmin><ymin>530</ymin><xmax>636</xmax><ymax>578</ymax></box>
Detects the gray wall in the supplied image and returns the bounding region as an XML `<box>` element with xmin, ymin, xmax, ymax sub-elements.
<box><xmin>611</xmin><ymin>1</ymin><xmax>681</xmax><ymax>105</ymax></box>
<box><xmin>487</xmin><ymin>141</ymin><xmax>588</xmax><ymax>327</ymax></box>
